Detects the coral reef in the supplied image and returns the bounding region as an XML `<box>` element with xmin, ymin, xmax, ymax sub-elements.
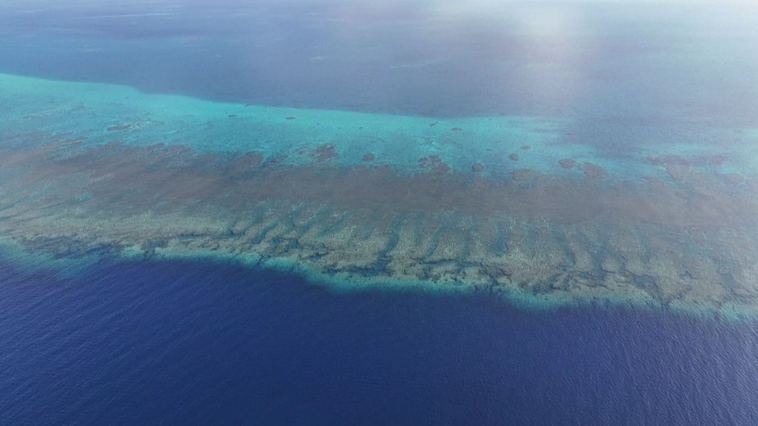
<box><xmin>310</xmin><ymin>144</ymin><xmax>339</xmax><ymax>162</ymax></box>
<box><xmin>2</xmin><ymin>121</ymin><xmax>758</xmax><ymax>316</ymax></box>
<box><xmin>582</xmin><ymin>162</ymin><xmax>608</xmax><ymax>179</ymax></box>
<box><xmin>417</xmin><ymin>155</ymin><xmax>450</xmax><ymax>174</ymax></box>
<box><xmin>724</xmin><ymin>173</ymin><xmax>745</xmax><ymax>185</ymax></box>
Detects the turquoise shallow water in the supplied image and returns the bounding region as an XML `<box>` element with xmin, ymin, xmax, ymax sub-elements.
<box><xmin>0</xmin><ymin>74</ymin><xmax>569</xmax><ymax>176</ymax></box>
<box><xmin>3</xmin><ymin>72</ymin><xmax>757</xmax><ymax>178</ymax></box>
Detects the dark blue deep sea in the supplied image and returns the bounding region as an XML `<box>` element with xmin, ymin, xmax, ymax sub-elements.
<box><xmin>2</xmin><ymin>259</ymin><xmax>758</xmax><ymax>425</ymax></box>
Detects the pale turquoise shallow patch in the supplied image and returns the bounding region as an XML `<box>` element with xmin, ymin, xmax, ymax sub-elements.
<box><xmin>3</xmin><ymin>73</ymin><xmax>755</xmax><ymax>179</ymax></box>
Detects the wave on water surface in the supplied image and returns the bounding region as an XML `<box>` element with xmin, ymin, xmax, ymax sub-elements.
<box><xmin>2</xmin><ymin>74</ymin><xmax>758</xmax><ymax>319</ymax></box>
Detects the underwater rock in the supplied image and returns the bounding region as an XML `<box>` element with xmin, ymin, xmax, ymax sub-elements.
<box><xmin>700</xmin><ymin>154</ymin><xmax>727</xmax><ymax>166</ymax></box>
<box><xmin>418</xmin><ymin>155</ymin><xmax>448</xmax><ymax>173</ymax></box>
<box><xmin>285</xmin><ymin>116</ymin><xmax>296</xmax><ymax>120</ymax></box>
<box><xmin>62</xmin><ymin>136</ymin><xmax>88</xmax><ymax>146</ymax></box>
<box><xmin>647</xmin><ymin>154</ymin><xmax>689</xmax><ymax>167</ymax></box>
<box><xmin>512</xmin><ymin>168</ymin><xmax>540</xmax><ymax>181</ymax></box>
<box><xmin>269</xmin><ymin>155</ymin><xmax>288</xmax><ymax>165</ymax></box>
<box><xmin>435</xmin><ymin>164</ymin><xmax>450</xmax><ymax>174</ymax></box>
<box><xmin>471</xmin><ymin>163</ymin><xmax>484</xmax><ymax>172</ymax></box>
<box><xmin>643</xmin><ymin>175</ymin><xmax>665</xmax><ymax>188</ymax></box>
<box><xmin>227</xmin><ymin>151</ymin><xmax>264</xmax><ymax>175</ymax></box>
<box><xmin>193</xmin><ymin>153</ymin><xmax>219</xmax><ymax>168</ymax></box>
<box><xmin>582</xmin><ymin>162</ymin><xmax>608</xmax><ymax>179</ymax></box>
<box><xmin>509</xmin><ymin>153</ymin><xmax>519</xmax><ymax>161</ymax></box>
<box><xmin>362</xmin><ymin>153</ymin><xmax>375</xmax><ymax>161</ymax></box>
<box><xmin>559</xmin><ymin>159</ymin><xmax>576</xmax><ymax>169</ymax></box>
<box><xmin>106</xmin><ymin>125</ymin><xmax>132</xmax><ymax>131</ymax></box>
<box><xmin>600</xmin><ymin>257</ymin><xmax>622</xmax><ymax>274</ymax></box>
<box><xmin>724</xmin><ymin>173</ymin><xmax>745</xmax><ymax>185</ymax></box>
<box><xmin>310</xmin><ymin>144</ymin><xmax>339</xmax><ymax>162</ymax></box>
<box><xmin>521</xmin><ymin>145</ymin><xmax>530</xmax><ymax>150</ymax></box>
<box><xmin>665</xmin><ymin>164</ymin><xmax>690</xmax><ymax>182</ymax></box>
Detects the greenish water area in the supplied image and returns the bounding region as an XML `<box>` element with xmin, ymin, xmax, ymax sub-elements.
<box><xmin>1</xmin><ymin>1</ymin><xmax>758</xmax><ymax>319</ymax></box>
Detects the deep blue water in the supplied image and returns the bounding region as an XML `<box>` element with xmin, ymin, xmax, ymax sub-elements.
<box><xmin>2</xmin><ymin>259</ymin><xmax>758</xmax><ymax>425</ymax></box>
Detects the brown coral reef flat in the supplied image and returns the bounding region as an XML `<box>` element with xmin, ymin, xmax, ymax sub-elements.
<box><xmin>2</xmin><ymin>133</ymin><xmax>758</xmax><ymax>315</ymax></box>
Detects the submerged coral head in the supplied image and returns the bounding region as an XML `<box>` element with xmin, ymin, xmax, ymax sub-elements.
<box><xmin>107</xmin><ymin>124</ymin><xmax>132</xmax><ymax>131</ymax></box>
<box><xmin>582</xmin><ymin>162</ymin><xmax>608</xmax><ymax>179</ymax></box>
<box><xmin>310</xmin><ymin>144</ymin><xmax>339</xmax><ymax>162</ymax></box>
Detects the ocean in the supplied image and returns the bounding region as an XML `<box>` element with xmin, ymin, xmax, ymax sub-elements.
<box><xmin>2</xmin><ymin>259</ymin><xmax>758</xmax><ymax>425</ymax></box>
<box><xmin>1</xmin><ymin>1</ymin><xmax>758</xmax><ymax>424</ymax></box>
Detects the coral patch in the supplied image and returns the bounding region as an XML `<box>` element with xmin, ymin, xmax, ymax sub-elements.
<box><xmin>582</xmin><ymin>162</ymin><xmax>608</xmax><ymax>179</ymax></box>
<box><xmin>107</xmin><ymin>125</ymin><xmax>132</xmax><ymax>131</ymax></box>
<box><xmin>310</xmin><ymin>144</ymin><xmax>339</xmax><ymax>162</ymax></box>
